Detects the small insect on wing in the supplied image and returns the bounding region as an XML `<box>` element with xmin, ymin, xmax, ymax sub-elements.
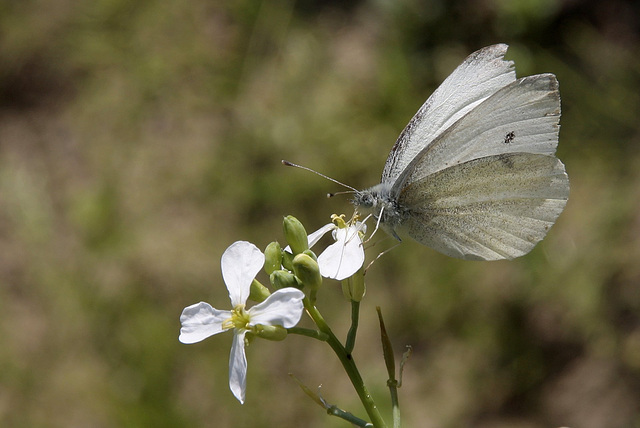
<box><xmin>397</xmin><ymin>153</ymin><xmax>569</xmax><ymax>260</ymax></box>
<box><xmin>503</xmin><ymin>131</ymin><xmax>516</xmax><ymax>144</ymax></box>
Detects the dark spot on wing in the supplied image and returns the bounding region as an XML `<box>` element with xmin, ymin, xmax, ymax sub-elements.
<box><xmin>498</xmin><ymin>153</ymin><xmax>514</xmax><ymax>168</ymax></box>
<box><xmin>503</xmin><ymin>131</ymin><xmax>515</xmax><ymax>144</ymax></box>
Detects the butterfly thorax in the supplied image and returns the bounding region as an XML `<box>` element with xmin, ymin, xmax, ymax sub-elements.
<box><xmin>351</xmin><ymin>183</ymin><xmax>407</xmax><ymax>241</ymax></box>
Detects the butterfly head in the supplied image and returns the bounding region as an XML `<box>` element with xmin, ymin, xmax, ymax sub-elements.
<box><xmin>352</xmin><ymin>183</ymin><xmax>405</xmax><ymax>240</ymax></box>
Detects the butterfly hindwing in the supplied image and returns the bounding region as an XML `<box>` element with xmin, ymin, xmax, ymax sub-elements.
<box><xmin>397</xmin><ymin>153</ymin><xmax>569</xmax><ymax>260</ymax></box>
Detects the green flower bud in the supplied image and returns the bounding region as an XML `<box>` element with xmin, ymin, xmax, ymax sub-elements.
<box><xmin>341</xmin><ymin>267</ymin><xmax>366</xmax><ymax>302</ymax></box>
<box><xmin>249</xmin><ymin>279</ymin><xmax>271</xmax><ymax>303</ymax></box>
<box><xmin>270</xmin><ymin>269</ymin><xmax>300</xmax><ymax>290</ymax></box>
<box><xmin>264</xmin><ymin>241</ymin><xmax>282</xmax><ymax>275</ymax></box>
<box><xmin>282</xmin><ymin>251</ymin><xmax>294</xmax><ymax>271</ymax></box>
<box><xmin>302</xmin><ymin>249</ymin><xmax>317</xmax><ymax>262</ymax></box>
<box><xmin>293</xmin><ymin>253</ymin><xmax>322</xmax><ymax>291</ymax></box>
<box><xmin>283</xmin><ymin>215</ymin><xmax>308</xmax><ymax>255</ymax></box>
<box><xmin>253</xmin><ymin>324</ymin><xmax>288</xmax><ymax>341</ymax></box>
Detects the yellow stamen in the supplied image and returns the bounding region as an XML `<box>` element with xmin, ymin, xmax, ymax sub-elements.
<box><xmin>222</xmin><ymin>305</ymin><xmax>251</xmax><ymax>331</ymax></box>
<box><xmin>331</xmin><ymin>214</ymin><xmax>347</xmax><ymax>229</ymax></box>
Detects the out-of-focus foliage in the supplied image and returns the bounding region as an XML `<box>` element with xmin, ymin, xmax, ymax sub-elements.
<box><xmin>1</xmin><ymin>1</ymin><xmax>639</xmax><ymax>427</ymax></box>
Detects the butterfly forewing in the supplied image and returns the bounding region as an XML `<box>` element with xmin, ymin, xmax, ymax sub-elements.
<box><xmin>394</xmin><ymin>74</ymin><xmax>561</xmax><ymax>195</ymax></box>
<box><xmin>397</xmin><ymin>153</ymin><xmax>569</xmax><ymax>260</ymax></box>
<box><xmin>382</xmin><ymin>44</ymin><xmax>516</xmax><ymax>184</ymax></box>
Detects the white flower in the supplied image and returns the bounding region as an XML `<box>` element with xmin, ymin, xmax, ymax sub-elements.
<box><xmin>307</xmin><ymin>216</ymin><xmax>366</xmax><ymax>281</ymax></box>
<box><xmin>179</xmin><ymin>241</ymin><xmax>305</xmax><ymax>404</ymax></box>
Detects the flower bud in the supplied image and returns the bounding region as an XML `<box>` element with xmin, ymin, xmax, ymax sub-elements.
<box><xmin>283</xmin><ymin>215</ymin><xmax>308</xmax><ymax>255</ymax></box>
<box><xmin>270</xmin><ymin>269</ymin><xmax>300</xmax><ymax>290</ymax></box>
<box><xmin>253</xmin><ymin>324</ymin><xmax>288</xmax><ymax>341</ymax></box>
<box><xmin>302</xmin><ymin>249</ymin><xmax>317</xmax><ymax>262</ymax></box>
<box><xmin>249</xmin><ymin>279</ymin><xmax>271</xmax><ymax>303</ymax></box>
<box><xmin>341</xmin><ymin>267</ymin><xmax>366</xmax><ymax>302</ymax></box>
<box><xmin>292</xmin><ymin>253</ymin><xmax>322</xmax><ymax>291</ymax></box>
<box><xmin>264</xmin><ymin>241</ymin><xmax>282</xmax><ymax>275</ymax></box>
<box><xmin>282</xmin><ymin>251</ymin><xmax>294</xmax><ymax>271</ymax></box>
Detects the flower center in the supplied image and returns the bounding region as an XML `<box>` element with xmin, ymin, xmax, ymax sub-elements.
<box><xmin>222</xmin><ymin>305</ymin><xmax>251</xmax><ymax>331</ymax></box>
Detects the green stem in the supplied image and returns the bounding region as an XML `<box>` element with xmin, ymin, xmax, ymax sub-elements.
<box><xmin>388</xmin><ymin>382</ymin><xmax>400</xmax><ymax>428</ymax></box>
<box><xmin>326</xmin><ymin>404</ymin><xmax>374</xmax><ymax>427</ymax></box>
<box><xmin>287</xmin><ymin>327</ymin><xmax>329</xmax><ymax>341</ymax></box>
<box><xmin>303</xmin><ymin>298</ymin><xmax>387</xmax><ymax>428</ymax></box>
<box><xmin>377</xmin><ymin>306</ymin><xmax>400</xmax><ymax>428</ymax></box>
<box><xmin>345</xmin><ymin>300</ymin><xmax>360</xmax><ymax>355</ymax></box>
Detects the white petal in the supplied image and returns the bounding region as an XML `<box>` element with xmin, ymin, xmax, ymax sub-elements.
<box><xmin>354</xmin><ymin>221</ymin><xmax>367</xmax><ymax>235</ymax></box>
<box><xmin>248</xmin><ymin>288</ymin><xmax>305</xmax><ymax>328</ymax></box>
<box><xmin>318</xmin><ymin>227</ymin><xmax>365</xmax><ymax>280</ymax></box>
<box><xmin>179</xmin><ymin>302</ymin><xmax>230</xmax><ymax>344</ymax></box>
<box><xmin>229</xmin><ymin>330</ymin><xmax>248</xmax><ymax>404</ymax></box>
<box><xmin>284</xmin><ymin>223</ymin><xmax>335</xmax><ymax>254</ymax></box>
<box><xmin>221</xmin><ymin>241</ymin><xmax>265</xmax><ymax>306</ymax></box>
<box><xmin>307</xmin><ymin>223</ymin><xmax>336</xmax><ymax>247</ymax></box>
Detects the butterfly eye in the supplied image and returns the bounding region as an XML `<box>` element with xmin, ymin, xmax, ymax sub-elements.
<box><xmin>352</xmin><ymin>192</ymin><xmax>369</xmax><ymax>208</ymax></box>
<box><xmin>360</xmin><ymin>192</ymin><xmax>374</xmax><ymax>207</ymax></box>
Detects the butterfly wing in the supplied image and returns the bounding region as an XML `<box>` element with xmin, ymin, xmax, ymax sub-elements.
<box><xmin>394</xmin><ymin>73</ymin><xmax>561</xmax><ymax>191</ymax></box>
<box><xmin>397</xmin><ymin>153</ymin><xmax>569</xmax><ymax>260</ymax></box>
<box><xmin>381</xmin><ymin>44</ymin><xmax>516</xmax><ymax>184</ymax></box>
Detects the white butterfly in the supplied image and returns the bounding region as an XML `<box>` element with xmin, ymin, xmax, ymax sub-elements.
<box><xmin>352</xmin><ymin>44</ymin><xmax>569</xmax><ymax>261</ymax></box>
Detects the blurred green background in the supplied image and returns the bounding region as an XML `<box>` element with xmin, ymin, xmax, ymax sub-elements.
<box><xmin>1</xmin><ymin>0</ymin><xmax>639</xmax><ymax>427</ymax></box>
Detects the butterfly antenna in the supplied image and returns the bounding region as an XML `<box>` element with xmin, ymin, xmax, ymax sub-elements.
<box><xmin>282</xmin><ymin>160</ymin><xmax>357</xmax><ymax>192</ymax></box>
